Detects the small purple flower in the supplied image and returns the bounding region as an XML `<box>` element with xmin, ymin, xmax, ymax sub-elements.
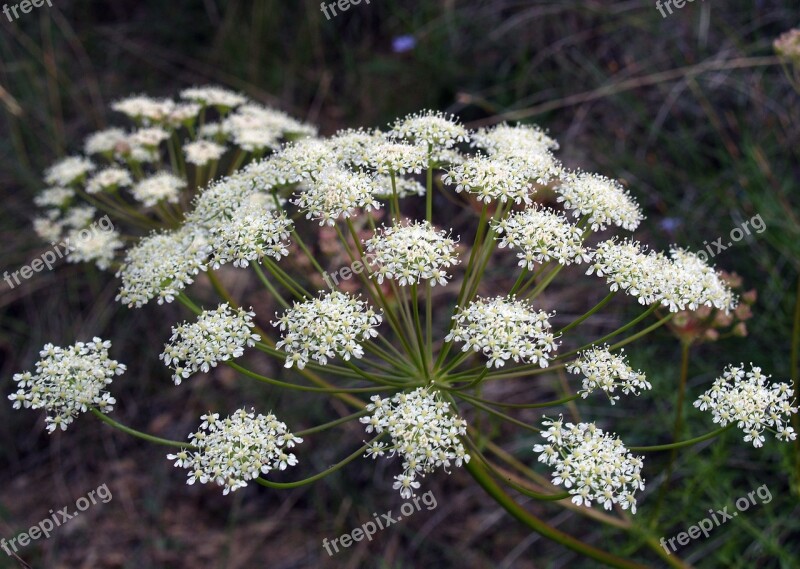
<box><xmin>392</xmin><ymin>35</ymin><xmax>416</xmax><ymax>54</ymax></box>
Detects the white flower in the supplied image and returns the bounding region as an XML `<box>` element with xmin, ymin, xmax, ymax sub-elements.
<box><xmin>180</xmin><ymin>85</ymin><xmax>248</xmax><ymax>109</ymax></box>
<box><xmin>44</xmin><ymin>156</ymin><xmax>95</xmax><ymax>186</ymax></box>
<box><xmin>86</xmin><ymin>167</ymin><xmax>133</xmax><ymax>194</ymax></box>
<box><xmin>533</xmin><ymin>417</ymin><xmax>645</xmax><ymax>513</ymax></box>
<box><xmin>273</xmin><ymin>291</ymin><xmax>382</xmax><ymax>369</ymax></box>
<box><xmin>667</xmin><ymin>248</ymin><xmax>737</xmax><ymax>312</ymax></box>
<box><xmin>366</xmin><ymin>140</ymin><xmax>427</xmax><ymax>174</ymax></box>
<box><xmin>260</xmin><ymin>139</ymin><xmax>336</xmax><ymax>185</ymax></box>
<box><xmin>373</xmin><ymin>174</ymin><xmax>426</xmax><ymax>199</ymax></box>
<box><xmin>471</xmin><ymin>123</ymin><xmax>561</xmax><ymax>183</ymax></box>
<box><xmin>184</xmin><ymin>140</ymin><xmax>226</xmax><ymax>166</ymax></box>
<box><xmin>169</xmin><ymin>408</ymin><xmax>302</xmax><ymax>495</ymax></box>
<box><xmin>112</xmin><ymin>96</ymin><xmax>175</xmax><ymax>123</ymax></box>
<box><xmin>360</xmin><ymin>387</ymin><xmax>469</xmax><ymax>498</ymax></box>
<box><xmin>219</xmin><ymin>104</ymin><xmax>317</xmax><ymax>151</ymax></box>
<box><xmin>443</xmin><ymin>155</ymin><xmax>533</xmax><ymax>204</ymax></box>
<box><xmin>84</xmin><ymin>128</ymin><xmax>127</xmax><ymax>155</ymax></box>
<box><xmin>390</xmin><ymin>110</ymin><xmax>469</xmax><ymax>149</ymax></box>
<box><xmin>568</xmin><ymin>346</ymin><xmax>651</xmax><ymax>404</ymax></box>
<box><xmin>330</xmin><ymin>128</ymin><xmax>382</xmax><ymax>167</ymax></box>
<box><xmin>129</xmin><ymin>127</ymin><xmax>170</xmax><ymax>149</ymax></box>
<box><xmin>62</xmin><ymin>206</ymin><xmax>97</xmax><ymax>229</ymax></box>
<box><xmin>9</xmin><ymin>338</ymin><xmax>125</xmax><ymax>433</ymax></box>
<box><xmin>446</xmin><ymin>296</ymin><xmax>559</xmax><ymax>368</ymax></box>
<box><xmin>209</xmin><ymin>199</ymin><xmax>293</xmax><ymax>268</ymax></box>
<box><xmin>132</xmin><ymin>172</ymin><xmax>186</xmax><ymax>207</ymax></box>
<box><xmin>167</xmin><ymin>103</ymin><xmax>202</xmax><ymax>127</ymax></box>
<box><xmin>293</xmin><ymin>167</ymin><xmax>382</xmax><ymax>226</ymax></box>
<box><xmin>494</xmin><ymin>205</ymin><xmax>591</xmax><ymax>268</ymax></box>
<box><xmin>34</xmin><ymin>187</ymin><xmax>75</xmax><ymax>208</ymax></box>
<box><xmin>33</xmin><ymin>216</ymin><xmax>64</xmax><ymax>242</ymax></box>
<box><xmin>365</xmin><ymin>221</ymin><xmax>459</xmax><ymax>286</ymax></box>
<box><xmin>65</xmin><ymin>226</ymin><xmax>124</xmax><ymax>270</ymax></box>
<box><xmin>693</xmin><ymin>363</ymin><xmax>798</xmax><ymax>448</ymax></box>
<box><xmin>556</xmin><ymin>172</ymin><xmax>644</xmax><ymax>231</ymax></box>
<box><xmin>116</xmin><ymin>226</ymin><xmax>210</xmax><ymax>307</ymax></box>
<box><xmin>161</xmin><ymin>304</ymin><xmax>260</xmax><ymax>384</ymax></box>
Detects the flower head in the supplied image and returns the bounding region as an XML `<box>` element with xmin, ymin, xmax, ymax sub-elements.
<box><xmin>494</xmin><ymin>206</ymin><xmax>591</xmax><ymax>268</ymax></box>
<box><xmin>273</xmin><ymin>291</ymin><xmax>382</xmax><ymax>369</ymax></box>
<box><xmin>44</xmin><ymin>156</ymin><xmax>95</xmax><ymax>186</ymax></box>
<box><xmin>568</xmin><ymin>346</ymin><xmax>651</xmax><ymax>404</ymax></box>
<box><xmin>534</xmin><ymin>417</ymin><xmax>645</xmax><ymax>513</ymax></box>
<box><xmin>116</xmin><ymin>226</ymin><xmax>210</xmax><ymax>307</ymax></box>
<box><xmin>65</xmin><ymin>226</ymin><xmax>124</xmax><ymax>270</ymax></box>
<box><xmin>132</xmin><ymin>172</ymin><xmax>186</xmax><ymax>207</ymax></box>
<box><xmin>366</xmin><ymin>140</ymin><xmax>427</xmax><ymax>175</ymax></box>
<box><xmin>169</xmin><ymin>408</ymin><xmax>302</xmax><ymax>495</ymax></box>
<box><xmin>9</xmin><ymin>338</ymin><xmax>125</xmax><ymax>433</ymax></box>
<box><xmin>84</xmin><ymin>128</ymin><xmax>127</xmax><ymax>155</ymax></box>
<box><xmin>556</xmin><ymin>172</ymin><xmax>644</xmax><ymax>231</ymax></box>
<box><xmin>180</xmin><ymin>85</ymin><xmax>248</xmax><ymax>109</ymax></box>
<box><xmin>293</xmin><ymin>167</ymin><xmax>382</xmax><ymax>226</ymax></box>
<box><xmin>390</xmin><ymin>110</ymin><xmax>468</xmax><ymax>149</ymax></box>
<box><xmin>184</xmin><ymin>140</ymin><xmax>226</xmax><ymax>166</ymax></box>
<box><xmin>365</xmin><ymin>221</ymin><xmax>459</xmax><ymax>286</ymax></box>
<box><xmin>443</xmin><ymin>155</ymin><xmax>532</xmax><ymax>204</ymax></box>
<box><xmin>694</xmin><ymin>363</ymin><xmax>798</xmax><ymax>448</ymax></box>
<box><xmin>161</xmin><ymin>304</ymin><xmax>260</xmax><ymax>384</ymax></box>
<box><xmin>471</xmin><ymin>123</ymin><xmax>561</xmax><ymax>183</ymax></box>
<box><xmin>446</xmin><ymin>296</ymin><xmax>559</xmax><ymax>368</ymax></box>
<box><xmin>86</xmin><ymin>167</ymin><xmax>133</xmax><ymax>194</ymax></box>
<box><xmin>209</xmin><ymin>198</ymin><xmax>293</xmax><ymax>268</ymax></box>
<box><xmin>34</xmin><ymin>187</ymin><xmax>75</xmax><ymax>208</ymax></box>
<box><xmin>111</xmin><ymin>95</ymin><xmax>175</xmax><ymax>123</ymax></box>
<box><xmin>360</xmin><ymin>387</ymin><xmax>469</xmax><ymax>498</ymax></box>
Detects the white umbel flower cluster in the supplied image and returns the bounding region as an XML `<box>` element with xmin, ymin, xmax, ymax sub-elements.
<box><xmin>34</xmin><ymin>187</ymin><xmax>75</xmax><ymax>208</ymax></box>
<box><xmin>568</xmin><ymin>346</ymin><xmax>651</xmax><ymax>404</ymax></box>
<box><xmin>168</xmin><ymin>408</ymin><xmax>303</xmax><ymax>495</ymax></box>
<box><xmin>588</xmin><ymin>240</ymin><xmax>736</xmax><ymax>312</ymax></box>
<box><xmin>446</xmin><ymin>296</ymin><xmax>559</xmax><ymax>368</ymax></box>
<box><xmin>366</xmin><ymin>141</ymin><xmax>428</xmax><ymax>175</ymax></box>
<box><xmin>184</xmin><ymin>140</ymin><xmax>226</xmax><ymax>166</ymax></box>
<box><xmin>9</xmin><ymin>338</ymin><xmax>125</xmax><ymax>433</ymax></box>
<box><xmin>556</xmin><ymin>172</ymin><xmax>644</xmax><ymax>231</ymax></box>
<box><xmin>273</xmin><ymin>292</ymin><xmax>383</xmax><ymax>369</ymax></box>
<box><xmin>443</xmin><ymin>155</ymin><xmax>532</xmax><ymax>204</ymax></box>
<box><xmin>365</xmin><ymin>221</ymin><xmax>459</xmax><ymax>286</ymax></box>
<box><xmin>293</xmin><ymin>167</ymin><xmax>382</xmax><ymax>226</ymax></box>
<box><xmin>533</xmin><ymin>417</ymin><xmax>645</xmax><ymax>513</ymax></box>
<box><xmin>44</xmin><ymin>156</ymin><xmax>95</xmax><ymax>186</ymax></box>
<box><xmin>390</xmin><ymin>110</ymin><xmax>469</xmax><ymax>149</ymax></box>
<box><xmin>208</xmin><ymin>200</ymin><xmax>293</xmax><ymax>268</ymax></box>
<box><xmin>65</xmin><ymin>226</ymin><xmax>124</xmax><ymax>270</ymax></box>
<box><xmin>112</xmin><ymin>95</ymin><xmax>175</xmax><ymax>123</ymax></box>
<box><xmin>494</xmin><ymin>206</ymin><xmax>591</xmax><ymax>268</ymax></box>
<box><xmin>132</xmin><ymin>172</ymin><xmax>186</xmax><ymax>207</ymax></box>
<box><xmin>84</xmin><ymin>127</ymin><xmax>127</xmax><ymax>155</ymax></box>
<box><xmin>86</xmin><ymin>167</ymin><xmax>133</xmax><ymax>194</ymax></box>
<box><xmin>161</xmin><ymin>304</ymin><xmax>261</xmax><ymax>385</ymax></box>
<box><xmin>116</xmin><ymin>226</ymin><xmax>210</xmax><ymax>307</ymax></box>
<box><xmin>471</xmin><ymin>123</ymin><xmax>561</xmax><ymax>183</ymax></box>
<box><xmin>693</xmin><ymin>363</ymin><xmax>798</xmax><ymax>448</ymax></box>
<box><xmin>180</xmin><ymin>85</ymin><xmax>247</xmax><ymax>109</ymax></box>
<box><xmin>360</xmin><ymin>387</ymin><xmax>469</xmax><ymax>498</ymax></box>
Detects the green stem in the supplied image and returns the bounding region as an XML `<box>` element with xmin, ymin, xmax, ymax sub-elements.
<box><xmin>227</xmin><ymin>361</ymin><xmax>394</xmax><ymax>393</ymax></box>
<box><xmin>294</xmin><ymin>409</ymin><xmax>370</xmax><ymax>437</ymax></box>
<box><xmin>91</xmin><ymin>409</ymin><xmax>195</xmax><ymax>449</ymax></box>
<box><xmin>628</xmin><ymin>425</ymin><xmax>734</xmax><ymax>452</ymax></box>
<box><xmin>558</xmin><ymin>291</ymin><xmax>616</xmax><ymax>335</ymax></box>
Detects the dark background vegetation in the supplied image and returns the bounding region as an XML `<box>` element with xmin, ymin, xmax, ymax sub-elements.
<box><xmin>1</xmin><ymin>1</ymin><xmax>799</xmax><ymax>567</ymax></box>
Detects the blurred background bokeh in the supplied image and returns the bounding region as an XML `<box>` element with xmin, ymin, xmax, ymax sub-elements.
<box><xmin>1</xmin><ymin>1</ymin><xmax>799</xmax><ymax>567</ymax></box>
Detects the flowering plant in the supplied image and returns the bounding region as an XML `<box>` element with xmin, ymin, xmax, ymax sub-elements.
<box><xmin>13</xmin><ymin>87</ymin><xmax>797</xmax><ymax>568</ymax></box>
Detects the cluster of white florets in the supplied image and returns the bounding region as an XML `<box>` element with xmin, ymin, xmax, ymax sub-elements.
<box><xmin>34</xmin><ymin>187</ymin><xmax>75</xmax><ymax>208</ymax></box>
<box><xmin>180</xmin><ymin>85</ymin><xmax>248</xmax><ymax>109</ymax></box>
<box><xmin>361</xmin><ymin>387</ymin><xmax>469</xmax><ymax>498</ymax></box>
<box><xmin>329</xmin><ymin>128</ymin><xmax>381</xmax><ymax>167</ymax></box>
<box><xmin>210</xmin><ymin>104</ymin><xmax>317</xmax><ymax>152</ymax></box>
<box><xmin>131</xmin><ymin>172</ymin><xmax>186</xmax><ymax>207</ymax></box>
<box><xmin>168</xmin><ymin>409</ymin><xmax>302</xmax><ymax>495</ymax></box>
<box><xmin>86</xmin><ymin>167</ymin><xmax>133</xmax><ymax>194</ymax></box>
<box><xmin>568</xmin><ymin>346</ymin><xmax>651</xmax><ymax>403</ymax></box>
<box><xmin>588</xmin><ymin>240</ymin><xmax>736</xmax><ymax>312</ymax></box>
<box><xmin>471</xmin><ymin>123</ymin><xmax>561</xmax><ymax>183</ymax></box>
<box><xmin>446</xmin><ymin>296</ymin><xmax>559</xmax><ymax>368</ymax></box>
<box><xmin>273</xmin><ymin>292</ymin><xmax>382</xmax><ymax>369</ymax></box>
<box><xmin>116</xmin><ymin>226</ymin><xmax>210</xmax><ymax>307</ymax></box>
<box><xmin>694</xmin><ymin>363</ymin><xmax>797</xmax><ymax>448</ymax></box>
<box><xmin>44</xmin><ymin>156</ymin><xmax>95</xmax><ymax>186</ymax></box>
<box><xmin>443</xmin><ymin>155</ymin><xmax>532</xmax><ymax>204</ymax></box>
<box><xmin>366</xmin><ymin>140</ymin><xmax>428</xmax><ymax>175</ymax></box>
<box><xmin>556</xmin><ymin>172</ymin><xmax>644</xmax><ymax>231</ymax></box>
<box><xmin>365</xmin><ymin>221</ymin><xmax>459</xmax><ymax>286</ymax></box>
<box><xmin>184</xmin><ymin>140</ymin><xmax>226</xmax><ymax>166</ymax></box>
<box><xmin>534</xmin><ymin>417</ymin><xmax>645</xmax><ymax>513</ymax></box>
<box><xmin>9</xmin><ymin>338</ymin><xmax>125</xmax><ymax>433</ymax></box>
<box><xmin>65</xmin><ymin>226</ymin><xmax>124</xmax><ymax>270</ymax></box>
<box><xmin>390</xmin><ymin>110</ymin><xmax>469</xmax><ymax>149</ymax></box>
<box><xmin>293</xmin><ymin>167</ymin><xmax>382</xmax><ymax>226</ymax></box>
<box><xmin>161</xmin><ymin>304</ymin><xmax>260</xmax><ymax>385</ymax></box>
<box><xmin>494</xmin><ymin>206</ymin><xmax>591</xmax><ymax>268</ymax></box>
<box><xmin>84</xmin><ymin>127</ymin><xmax>128</xmax><ymax>156</ymax></box>
<box><xmin>111</xmin><ymin>95</ymin><xmax>176</xmax><ymax>123</ymax></box>
<box><xmin>129</xmin><ymin>126</ymin><xmax>171</xmax><ymax>149</ymax></box>
<box><xmin>208</xmin><ymin>200</ymin><xmax>292</xmax><ymax>269</ymax></box>
<box><xmin>256</xmin><ymin>139</ymin><xmax>335</xmax><ymax>185</ymax></box>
